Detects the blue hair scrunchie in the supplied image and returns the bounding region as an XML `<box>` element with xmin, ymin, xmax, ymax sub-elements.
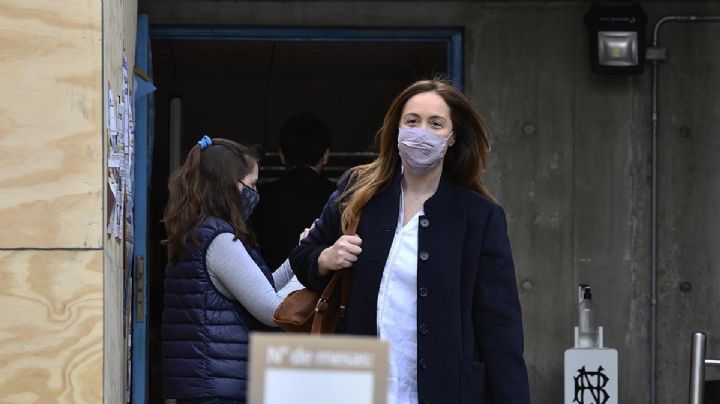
<box><xmin>198</xmin><ymin>135</ymin><xmax>212</xmax><ymax>150</ymax></box>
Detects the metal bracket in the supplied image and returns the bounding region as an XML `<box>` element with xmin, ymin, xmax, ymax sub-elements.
<box><xmin>646</xmin><ymin>47</ymin><xmax>668</xmax><ymax>62</ymax></box>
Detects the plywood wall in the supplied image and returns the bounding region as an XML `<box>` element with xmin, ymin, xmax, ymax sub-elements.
<box><xmin>0</xmin><ymin>1</ymin><xmax>104</xmax><ymax>402</ymax></box>
<box><xmin>103</xmin><ymin>1</ymin><xmax>138</xmax><ymax>403</ymax></box>
<box><xmin>0</xmin><ymin>251</ymin><xmax>103</xmax><ymax>403</ymax></box>
<box><xmin>0</xmin><ymin>0</ymin><xmax>103</xmax><ymax>249</ymax></box>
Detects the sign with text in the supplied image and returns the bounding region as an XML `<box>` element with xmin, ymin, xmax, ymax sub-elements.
<box><xmin>249</xmin><ymin>333</ymin><xmax>389</xmax><ymax>404</ymax></box>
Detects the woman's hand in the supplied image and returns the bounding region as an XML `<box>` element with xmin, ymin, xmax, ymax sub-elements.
<box><xmin>317</xmin><ymin>235</ymin><xmax>362</xmax><ymax>276</ymax></box>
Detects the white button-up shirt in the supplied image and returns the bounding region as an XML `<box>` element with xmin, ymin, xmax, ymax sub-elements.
<box><xmin>377</xmin><ymin>190</ymin><xmax>422</xmax><ymax>404</ymax></box>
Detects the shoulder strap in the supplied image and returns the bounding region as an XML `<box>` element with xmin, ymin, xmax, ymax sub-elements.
<box><xmin>310</xmin><ymin>219</ymin><xmax>358</xmax><ymax>334</ymax></box>
<box><xmin>337</xmin><ymin>219</ymin><xmax>357</xmax><ymax>320</ymax></box>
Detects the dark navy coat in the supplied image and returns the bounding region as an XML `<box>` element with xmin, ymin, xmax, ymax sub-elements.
<box><xmin>162</xmin><ymin>216</ymin><xmax>274</xmax><ymax>401</ymax></box>
<box><xmin>290</xmin><ymin>169</ymin><xmax>531</xmax><ymax>404</ymax></box>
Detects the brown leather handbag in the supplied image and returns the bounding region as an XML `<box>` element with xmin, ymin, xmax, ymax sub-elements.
<box><xmin>272</xmin><ymin>270</ymin><xmax>350</xmax><ymax>333</ymax></box>
<box><xmin>272</xmin><ymin>221</ymin><xmax>356</xmax><ymax>334</ymax></box>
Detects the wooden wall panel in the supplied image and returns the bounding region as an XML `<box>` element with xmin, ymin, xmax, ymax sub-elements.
<box><xmin>0</xmin><ymin>250</ymin><xmax>103</xmax><ymax>403</ymax></box>
<box><xmin>103</xmin><ymin>1</ymin><xmax>138</xmax><ymax>402</ymax></box>
<box><xmin>0</xmin><ymin>0</ymin><xmax>102</xmax><ymax>248</ymax></box>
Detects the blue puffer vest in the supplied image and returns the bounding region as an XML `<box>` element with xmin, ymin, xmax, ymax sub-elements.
<box><xmin>162</xmin><ymin>216</ymin><xmax>275</xmax><ymax>400</ymax></box>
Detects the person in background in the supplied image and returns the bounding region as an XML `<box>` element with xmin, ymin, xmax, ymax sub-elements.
<box><xmin>161</xmin><ymin>136</ymin><xmax>301</xmax><ymax>404</ymax></box>
<box><xmin>253</xmin><ymin>112</ymin><xmax>336</xmax><ymax>270</ymax></box>
<box><xmin>290</xmin><ymin>80</ymin><xmax>531</xmax><ymax>404</ymax></box>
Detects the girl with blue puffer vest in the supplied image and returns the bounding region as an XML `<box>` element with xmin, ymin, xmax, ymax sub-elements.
<box><xmin>161</xmin><ymin>136</ymin><xmax>302</xmax><ymax>404</ymax></box>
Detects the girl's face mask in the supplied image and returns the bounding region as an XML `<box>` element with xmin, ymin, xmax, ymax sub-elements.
<box><xmin>397</xmin><ymin>127</ymin><xmax>450</xmax><ymax>174</ymax></box>
<box><xmin>239</xmin><ymin>181</ymin><xmax>260</xmax><ymax>219</ymax></box>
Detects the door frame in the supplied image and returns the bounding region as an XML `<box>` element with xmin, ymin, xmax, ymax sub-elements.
<box><xmin>149</xmin><ymin>26</ymin><xmax>464</xmax><ymax>88</ymax></box>
<box><xmin>134</xmin><ymin>25</ymin><xmax>464</xmax><ymax>404</ymax></box>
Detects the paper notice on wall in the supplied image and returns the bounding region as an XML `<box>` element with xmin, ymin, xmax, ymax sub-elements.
<box><xmin>122</xmin><ymin>52</ymin><xmax>131</xmax><ymax>154</ymax></box>
<box><xmin>107</xmin><ymin>179</ymin><xmax>119</xmax><ymax>238</ymax></box>
<box><xmin>108</xmin><ymin>87</ymin><xmax>117</xmax><ymax>133</ymax></box>
<box><xmin>115</xmin><ymin>188</ymin><xmax>123</xmax><ymax>238</ymax></box>
<box><xmin>104</xmin><ymin>52</ymin><xmax>137</xmax><ymax>241</ymax></box>
<box><xmin>125</xmin><ymin>199</ymin><xmax>134</xmax><ymax>244</ymax></box>
<box><xmin>109</xmin><ymin>130</ymin><xmax>118</xmax><ymax>153</ymax></box>
<box><xmin>123</xmin><ymin>96</ymin><xmax>130</xmax><ymax>152</ymax></box>
<box><xmin>117</xmin><ymin>96</ymin><xmax>124</xmax><ymax>152</ymax></box>
<box><xmin>123</xmin><ymin>51</ymin><xmax>129</xmax><ymax>96</ymax></box>
<box><xmin>107</xmin><ymin>83</ymin><xmax>119</xmax><ymax>238</ymax></box>
<box><xmin>122</xmin><ymin>50</ymin><xmax>135</xmax><ymax>243</ymax></box>
<box><xmin>108</xmin><ymin>152</ymin><xmax>124</xmax><ymax>168</ymax></box>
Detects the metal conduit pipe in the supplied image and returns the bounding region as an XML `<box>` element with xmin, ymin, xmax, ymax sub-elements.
<box><xmin>649</xmin><ymin>15</ymin><xmax>720</xmax><ymax>404</ymax></box>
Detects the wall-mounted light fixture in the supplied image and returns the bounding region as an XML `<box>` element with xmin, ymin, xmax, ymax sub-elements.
<box><xmin>584</xmin><ymin>2</ymin><xmax>648</xmax><ymax>75</ymax></box>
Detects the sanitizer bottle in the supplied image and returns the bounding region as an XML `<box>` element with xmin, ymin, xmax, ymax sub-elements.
<box><xmin>577</xmin><ymin>285</ymin><xmax>597</xmax><ymax>348</ymax></box>
<box><xmin>565</xmin><ymin>284</ymin><xmax>618</xmax><ymax>404</ymax></box>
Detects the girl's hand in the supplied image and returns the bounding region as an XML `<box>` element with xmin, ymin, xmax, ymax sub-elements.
<box><xmin>298</xmin><ymin>221</ymin><xmax>316</xmax><ymax>243</ymax></box>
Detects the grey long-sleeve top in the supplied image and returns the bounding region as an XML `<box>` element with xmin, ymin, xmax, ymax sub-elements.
<box><xmin>206</xmin><ymin>232</ymin><xmax>304</xmax><ymax>326</ymax></box>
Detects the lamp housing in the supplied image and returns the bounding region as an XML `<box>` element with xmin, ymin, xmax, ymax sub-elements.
<box><xmin>584</xmin><ymin>3</ymin><xmax>648</xmax><ymax>75</ymax></box>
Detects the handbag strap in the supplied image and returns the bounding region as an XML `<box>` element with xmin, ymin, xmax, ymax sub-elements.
<box><xmin>310</xmin><ymin>219</ymin><xmax>358</xmax><ymax>334</ymax></box>
<box><xmin>310</xmin><ymin>270</ymin><xmax>343</xmax><ymax>333</ymax></box>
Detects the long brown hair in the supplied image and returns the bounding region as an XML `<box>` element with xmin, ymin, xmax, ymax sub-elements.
<box><xmin>340</xmin><ymin>79</ymin><xmax>493</xmax><ymax>232</ymax></box>
<box><xmin>163</xmin><ymin>138</ymin><xmax>259</xmax><ymax>262</ymax></box>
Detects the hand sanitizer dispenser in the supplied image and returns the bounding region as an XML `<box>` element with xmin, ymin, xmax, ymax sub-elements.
<box><xmin>564</xmin><ymin>284</ymin><xmax>619</xmax><ymax>404</ymax></box>
<box><xmin>577</xmin><ymin>284</ymin><xmax>597</xmax><ymax>348</ymax></box>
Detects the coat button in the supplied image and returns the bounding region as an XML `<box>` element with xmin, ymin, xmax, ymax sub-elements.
<box><xmin>419</xmin><ymin>251</ymin><xmax>429</xmax><ymax>261</ymax></box>
<box><xmin>419</xmin><ymin>287</ymin><xmax>428</xmax><ymax>298</ymax></box>
<box><xmin>420</xmin><ymin>218</ymin><xmax>430</xmax><ymax>228</ymax></box>
<box><xmin>419</xmin><ymin>358</ymin><xmax>428</xmax><ymax>369</ymax></box>
<box><xmin>419</xmin><ymin>323</ymin><xmax>428</xmax><ymax>335</ymax></box>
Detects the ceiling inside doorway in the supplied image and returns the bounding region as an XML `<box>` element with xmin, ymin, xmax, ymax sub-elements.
<box><xmin>152</xmin><ymin>40</ymin><xmax>446</xmax><ymax>80</ymax></box>
<box><xmin>150</xmin><ymin>39</ymin><xmax>448</xmax><ymax>180</ymax></box>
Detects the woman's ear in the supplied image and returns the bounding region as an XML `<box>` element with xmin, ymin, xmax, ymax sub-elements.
<box><xmin>447</xmin><ymin>133</ymin><xmax>456</xmax><ymax>147</ymax></box>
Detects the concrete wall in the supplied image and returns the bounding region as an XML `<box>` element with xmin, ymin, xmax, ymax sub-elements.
<box><xmin>0</xmin><ymin>1</ymin><xmax>103</xmax><ymax>402</ymax></box>
<box><xmin>140</xmin><ymin>1</ymin><xmax>720</xmax><ymax>402</ymax></box>
<box><xmin>655</xmin><ymin>16</ymin><xmax>720</xmax><ymax>400</ymax></box>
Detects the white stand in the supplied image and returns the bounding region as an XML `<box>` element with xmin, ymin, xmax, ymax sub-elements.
<box><xmin>564</xmin><ymin>326</ymin><xmax>618</xmax><ymax>404</ymax></box>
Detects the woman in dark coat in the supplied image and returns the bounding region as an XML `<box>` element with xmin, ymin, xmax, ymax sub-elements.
<box><xmin>290</xmin><ymin>80</ymin><xmax>531</xmax><ymax>404</ymax></box>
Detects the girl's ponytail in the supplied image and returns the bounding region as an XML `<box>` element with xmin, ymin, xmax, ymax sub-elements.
<box><xmin>163</xmin><ymin>144</ymin><xmax>203</xmax><ymax>261</ymax></box>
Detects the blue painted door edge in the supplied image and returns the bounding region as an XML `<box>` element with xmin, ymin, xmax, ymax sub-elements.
<box><xmin>132</xmin><ymin>13</ymin><xmax>153</xmax><ymax>404</ymax></box>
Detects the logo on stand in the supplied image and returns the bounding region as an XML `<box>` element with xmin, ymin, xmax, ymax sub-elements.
<box><xmin>573</xmin><ymin>365</ymin><xmax>610</xmax><ymax>404</ymax></box>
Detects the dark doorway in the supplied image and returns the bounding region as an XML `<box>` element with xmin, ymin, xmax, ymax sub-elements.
<box><xmin>146</xmin><ymin>27</ymin><xmax>459</xmax><ymax>402</ymax></box>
